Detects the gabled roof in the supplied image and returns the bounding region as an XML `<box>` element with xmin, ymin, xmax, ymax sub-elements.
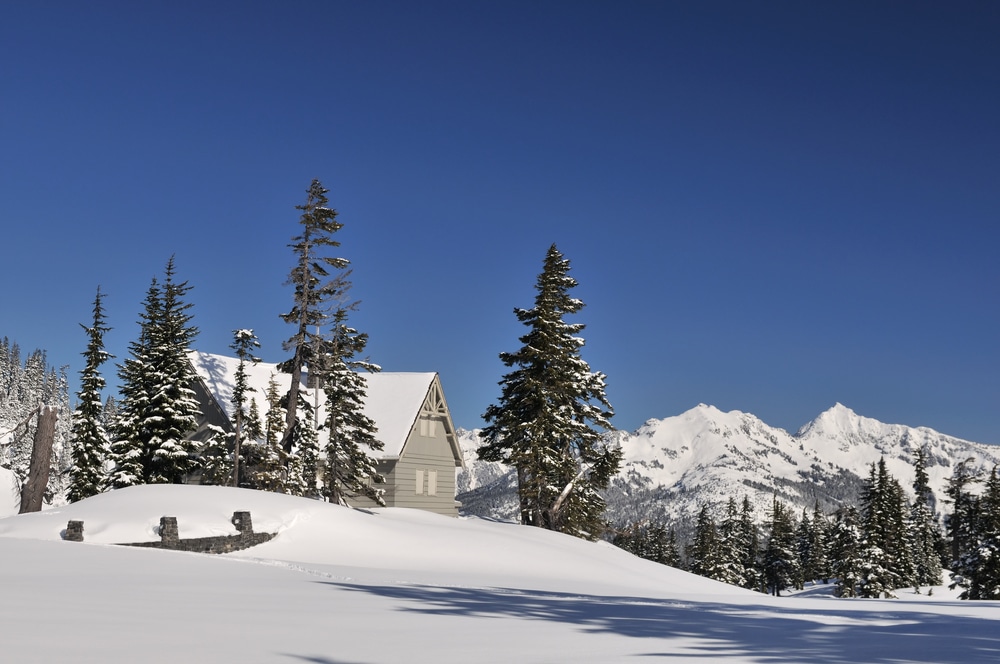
<box><xmin>189</xmin><ymin>351</ymin><xmax>438</xmax><ymax>458</ymax></box>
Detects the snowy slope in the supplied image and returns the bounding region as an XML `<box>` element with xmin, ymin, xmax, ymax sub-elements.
<box><xmin>1</xmin><ymin>484</ymin><xmax>999</xmax><ymax>663</ymax></box>
<box><xmin>458</xmin><ymin>403</ymin><xmax>1000</xmax><ymax>526</ymax></box>
<box><xmin>0</xmin><ymin>466</ymin><xmax>18</xmax><ymax>516</ymax></box>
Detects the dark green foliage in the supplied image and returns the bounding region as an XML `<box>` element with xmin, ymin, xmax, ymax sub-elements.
<box><xmin>229</xmin><ymin>329</ymin><xmax>261</xmax><ymax>487</ymax></box>
<box><xmin>857</xmin><ymin>458</ymin><xmax>912</xmax><ymax>597</ymax></box>
<box><xmin>68</xmin><ymin>287</ymin><xmax>113</xmax><ymax>502</ymax></box>
<box><xmin>763</xmin><ymin>496</ymin><xmax>799</xmax><ymax>596</ymax></box>
<box><xmin>951</xmin><ymin>465</ymin><xmax>1000</xmax><ymax>599</ymax></box>
<box><xmin>688</xmin><ymin>505</ymin><xmax>725</xmax><ymax>580</ymax></box>
<box><xmin>108</xmin><ymin>258</ymin><xmax>201</xmax><ymax>486</ymax></box>
<box><xmin>910</xmin><ymin>446</ymin><xmax>944</xmax><ymax>587</ymax></box>
<box><xmin>321</xmin><ymin>309</ymin><xmax>385</xmax><ymax>506</ymax></box>
<box><xmin>478</xmin><ymin>245</ymin><xmax>621</xmax><ymax>540</ymax></box>
<box><xmin>613</xmin><ymin>521</ymin><xmax>680</xmax><ymax>566</ymax></box>
<box><xmin>246</xmin><ymin>375</ymin><xmax>289</xmax><ymax>492</ymax></box>
<box><xmin>279</xmin><ymin>179</ymin><xmax>350</xmax><ymax>454</ymax></box>
<box><xmin>830</xmin><ymin>506</ymin><xmax>863</xmax><ymax>598</ymax></box>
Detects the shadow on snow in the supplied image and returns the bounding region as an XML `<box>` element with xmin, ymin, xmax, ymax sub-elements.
<box><xmin>319</xmin><ymin>582</ymin><xmax>1000</xmax><ymax>663</ymax></box>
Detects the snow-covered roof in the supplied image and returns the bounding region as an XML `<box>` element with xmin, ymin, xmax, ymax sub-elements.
<box><xmin>189</xmin><ymin>351</ymin><xmax>437</xmax><ymax>458</ymax></box>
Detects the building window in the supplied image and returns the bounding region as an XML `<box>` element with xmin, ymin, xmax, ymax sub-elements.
<box><xmin>427</xmin><ymin>470</ymin><xmax>438</xmax><ymax>496</ymax></box>
<box><xmin>415</xmin><ymin>469</ymin><xmax>424</xmax><ymax>495</ymax></box>
<box><xmin>419</xmin><ymin>418</ymin><xmax>438</xmax><ymax>438</ymax></box>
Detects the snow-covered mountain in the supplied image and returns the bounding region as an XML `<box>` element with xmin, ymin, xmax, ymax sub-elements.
<box><xmin>457</xmin><ymin>403</ymin><xmax>1000</xmax><ymax>527</ymax></box>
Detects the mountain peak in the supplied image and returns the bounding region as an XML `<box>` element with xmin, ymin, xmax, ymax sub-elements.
<box><xmin>796</xmin><ymin>402</ymin><xmax>863</xmax><ymax>438</ymax></box>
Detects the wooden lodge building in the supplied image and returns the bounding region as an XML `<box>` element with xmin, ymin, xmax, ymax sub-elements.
<box><xmin>188</xmin><ymin>351</ymin><xmax>465</xmax><ymax>517</ymax></box>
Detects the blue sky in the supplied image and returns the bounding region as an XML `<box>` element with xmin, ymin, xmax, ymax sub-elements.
<box><xmin>2</xmin><ymin>1</ymin><xmax>998</xmax><ymax>442</ymax></box>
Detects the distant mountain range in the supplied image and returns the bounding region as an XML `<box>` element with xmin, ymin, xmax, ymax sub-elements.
<box><xmin>456</xmin><ymin>403</ymin><xmax>1000</xmax><ymax>528</ymax></box>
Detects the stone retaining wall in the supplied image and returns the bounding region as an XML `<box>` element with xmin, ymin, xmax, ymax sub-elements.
<box><xmin>63</xmin><ymin>511</ymin><xmax>275</xmax><ymax>554</ymax></box>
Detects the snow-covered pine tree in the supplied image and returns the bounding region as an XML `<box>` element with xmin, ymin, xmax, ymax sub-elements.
<box><xmin>285</xmin><ymin>400</ymin><xmax>320</xmax><ymax>497</ymax></box>
<box><xmin>717</xmin><ymin>497</ymin><xmax>752</xmax><ymax>587</ymax></box>
<box><xmin>68</xmin><ymin>287</ymin><xmax>113</xmax><ymax>502</ymax></box>
<box><xmin>737</xmin><ymin>496</ymin><xmax>763</xmax><ymax>591</ymax></box>
<box><xmin>108</xmin><ymin>259</ymin><xmax>202</xmax><ymax>487</ymax></box>
<box><xmin>950</xmin><ymin>465</ymin><xmax>1000</xmax><ymax>599</ymax></box>
<box><xmin>910</xmin><ymin>445</ymin><xmax>944</xmax><ymax>588</ymax></box>
<box><xmin>107</xmin><ymin>278</ymin><xmax>161</xmax><ymax>488</ymax></box>
<box><xmin>230</xmin><ymin>329</ymin><xmax>261</xmax><ymax>487</ymax></box>
<box><xmin>321</xmin><ymin>308</ymin><xmax>385</xmax><ymax>506</ymax></box>
<box><xmin>945</xmin><ymin>458</ymin><xmax>980</xmax><ymax>572</ymax></box>
<box><xmin>248</xmin><ymin>375</ymin><xmax>289</xmax><ymax>492</ymax></box>
<box><xmin>808</xmin><ymin>500</ymin><xmax>831</xmax><ymax>584</ymax></box>
<box><xmin>763</xmin><ymin>496</ymin><xmax>800</xmax><ymax>596</ymax></box>
<box><xmin>688</xmin><ymin>505</ymin><xmax>725</xmax><ymax>581</ymax></box>
<box><xmin>612</xmin><ymin>520</ymin><xmax>679</xmax><ymax>566</ymax></box>
<box><xmin>831</xmin><ymin>506</ymin><xmax>864</xmax><ymax>598</ymax></box>
<box><xmin>478</xmin><ymin>244</ymin><xmax>621</xmax><ymax>540</ymax></box>
<box><xmin>279</xmin><ymin>179</ymin><xmax>350</xmax><ymax>457</ymax></box>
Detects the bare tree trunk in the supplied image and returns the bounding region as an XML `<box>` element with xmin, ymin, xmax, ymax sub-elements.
<box><xmin>19</xmin><ymin>405</ymin><xmax>57</xmax><ymax>514</ymax></box>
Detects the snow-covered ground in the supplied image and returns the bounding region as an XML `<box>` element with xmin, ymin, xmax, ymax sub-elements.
<box><xmin>1</xmin><ymin>485</ymin><xmax>998</xmax><ymax>663</ymax></box>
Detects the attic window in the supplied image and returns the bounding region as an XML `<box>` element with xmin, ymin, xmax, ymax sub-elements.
<box><xmin>419</xmin><ymin>418</ymin><xmax>438</xmax><ymax>438</ymax></box>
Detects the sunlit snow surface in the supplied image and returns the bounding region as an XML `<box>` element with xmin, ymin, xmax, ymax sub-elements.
<box><xmin>2</xmin><ymin>485</ymin><xmax>999</xmax><ymax>663</ymax></box>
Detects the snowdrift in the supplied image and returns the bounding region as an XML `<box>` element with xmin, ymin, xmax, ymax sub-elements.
<box><xmin>2</xmin><ymin>485</ymin><xmax>999</xmax><ymax>663</ymax></box>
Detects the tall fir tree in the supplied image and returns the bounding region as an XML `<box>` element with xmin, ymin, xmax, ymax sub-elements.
<box><xmin>106</xmin><ymin>278</ymin><xmax>161</xmax><ymax>489</ymax></box>
<box><xmin>249</xmin><ymin>375</ymin><xmax>290</xmax><ymax>492</ymax></box>
<box><xmin>108</xmin><ymin>258</ymin><xmax>202</xmax><ymax>486</ymax></box>
<box><xmin>321</xmin><ymin>308</ymin><xmax>385</xmax><ymax>506</ymax></box>
<box><xmin>68</xmin><ymin>287</ymin><xmax>113</xmax><ymax>502</ymax></box>
<box><xmin>910</xmin><ymin>445</ymin><xmax>945</xmax><ymax>588</ymax></box>
<box><xmin>478</xmin><ymin>244</ymin><xmax>621</xmax><ymax>540</ymax></box>
<box><xmin>831</xmin><ymin>506</ymin><xmax>864</xmax><ymax>598</ymax></box>
<box><xmin>688</xmin><ymin>505</ymin><xmax>725</xmax><ymax>580</ymax></box>
<box><xmin>279</xmin><ymin>179</ymin><xmax>351</xmax><ymax>457</ymax></box>
<box><xmin>230</xmin><ymin>329</ymin><xmax>261</xmax><ymax>487</ymax></box>
<box><xmin>951</xmin><ymin>465</ymin><xmax>1000</xmax><ymax>599</ymax></box>
<box><xmin>945</xmin><ymin>458</ymin><xmax>981</xmax><ymax>577</ymax></box>
<box><xmin>763</xmin><ymin>496</ymin><xmax>800</xmax><ymax>596</ymax></box>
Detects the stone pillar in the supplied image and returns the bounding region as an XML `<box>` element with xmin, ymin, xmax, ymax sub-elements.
<box><xmin>65</xmin><ymin>520</ymin><xmax>84</xmax><ymax>542</ymax></box>
<box><xmin>159</xmin><ymin>516</ymin><xmax>179</xmax><ymax>547</ymax></box>
<box><xmin>232</xmin><ymin>511</ymin><xmax>253</xmax><ymax>537</ymax></box>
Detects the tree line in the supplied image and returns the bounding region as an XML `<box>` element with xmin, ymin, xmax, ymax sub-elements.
<box><xmin>614</xmin><ymin>447</ymin><xmax>1000</xmax><ymax>600</ymax></box>
<box><xmin>50</xmin><ymin>180</ymin><xmax>384</xmax><ymax>508</ymax></box>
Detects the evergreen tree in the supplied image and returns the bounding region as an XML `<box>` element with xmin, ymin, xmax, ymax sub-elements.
<box><xmin>910</xmin><ymin>445</ymin><xmax>945</xmax><ymax>588</ymax></box>
<box><xmin>795</xmin><ymin>508</ymin><xmax>813</xmax><ymax>588</ymax></box>
<box><xmin>858</xmin><ymin>458</ymin><xmax>913</xmax><ymax>596</ymax></box>
<box><xmin>279</xmin><ymin>179</ymin><xmax>350</xmax><ymax>456</ymax></box>
<box><xmin>831</xmin><ymin>506</ymin><xmax>864</xmax><ymax>598</ymax></box>
<box><xmin>230</xmin><ymin>329</ymin><xmax>261</xmax><ymax>487</ymax></box>
<box><xmin>321</xmin><ymin>308</ymin><xmax>385</xmax><ymax>506</ymax></box>
<box><xmin>718</xmin><ymin>496</ymin><xmax>755</xmax><ymax>587</ymax></box>
<box><xmin>763</xmin><ymin>496</ymin><xmax>799</xmax><ymax>596</ymax></box>
<box><xmin>68</xmin><ymin>287</ymin><xmax>113</xmax><ymax>502</ymax></box>
<box><xmin>737</xmin><ymin>496</ymin><xmax>763</xmax><ymax>591</ymax></box>
<box><xmin>809</xmin><ymin>501</ymin><xmax>832</xmax><ymax>583</ymax></box>
<box><xmin>249</xmin><ymin>375</ymin><xmax>289</xmax><ymax>492</ymax></box>
<box><xmin>108</xmin><ymin>258</ymin><xmax>201</xmax><ymax>486</ymax></box>
<box><xmin>952</xmin><ymin>466</ymin><xmax>1000</xmax><ymax>599</ymax></box>
<box><xmin>613</xmin><ymin>521</ymin><xmax>679</xmax><ymax>566</ymax></box>
<box><xmin>107</xmin><ymin>278</ymin><xmax>160</xmax><ymax>489</ymax></box>
<box><xmin>478</xmin><ymin>244</ymin><xmax>621</xmax><ymax>540</ymax></box>
<box><xmin>945</xmin><ymin>458</ymin><xmax>980</xmax><ymax>573</ymax></box>
<box><xmin>688</xmin><ymin>505</ymin><xmax>725</xmax><ymax>580</ymax></box>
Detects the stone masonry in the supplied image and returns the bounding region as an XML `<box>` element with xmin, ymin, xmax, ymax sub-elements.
<box><xmin>63</xmin><ymin>511</ymin><xmax>275</xmax><ymax>554</ymax></box>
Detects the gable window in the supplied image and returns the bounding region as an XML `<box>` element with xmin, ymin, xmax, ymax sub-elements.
<box><xmin>419</xmin><ymin>417</ymin><xmax>438</xmax><ymax>438</ymax></box>
<box><xmin>415</xmin><ymin>469</ymin><xmax>425</xmax><ymax>495</ymax></box>
<box><xmin>427</xmin><ymin>470</ymin><xmax>438</xmax><ymax>496</ymax></box>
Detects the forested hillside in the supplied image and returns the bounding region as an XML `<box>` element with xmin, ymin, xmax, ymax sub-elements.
<box><xmin>0</xmin><ymin>337</ymin><xmax>72</xmax><ymax>508</ymax></box>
